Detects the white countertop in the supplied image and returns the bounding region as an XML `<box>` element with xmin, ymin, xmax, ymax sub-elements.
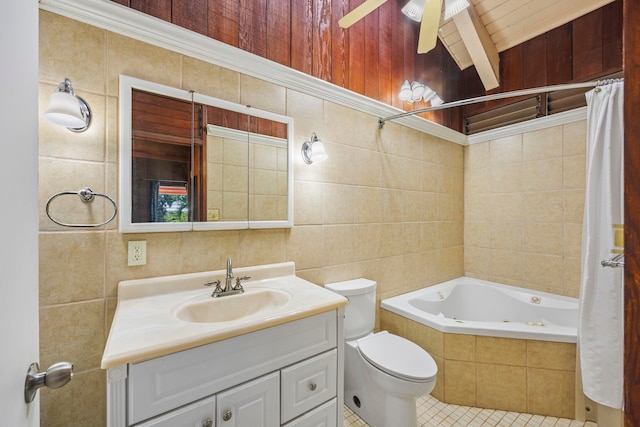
<box><xmin>101</xmin><ymin>262</ymin><xmax>347</xmax><ymax>368</ymax></box>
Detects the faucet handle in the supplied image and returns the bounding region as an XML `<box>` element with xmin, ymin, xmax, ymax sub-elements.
<box><xmin>205</xmin><ymin>280</ymin><xmax>223</xmax><ymax>293</ymax></box>
<box><xmin>234</xmin><ymin>275</ymin><xmax>250</xmax><ymax>290</ymax></box>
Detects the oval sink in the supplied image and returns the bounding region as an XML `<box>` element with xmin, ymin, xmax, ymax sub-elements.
<box><xmin>174</xmin><ymin>288</ymin><xmax>292</xmax><ymax>323</ymax></box>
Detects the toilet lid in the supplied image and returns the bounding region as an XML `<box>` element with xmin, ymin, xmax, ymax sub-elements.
<box><xmin>357</xmin><ymin>332</ymin><xmax>437</xmax><ymax>382</ymax></box>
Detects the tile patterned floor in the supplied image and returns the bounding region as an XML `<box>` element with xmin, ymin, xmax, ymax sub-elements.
<box><xmin>343</xmin><ymin>395</ymin><xmax>598</xmax><ymax>427</ymax></box>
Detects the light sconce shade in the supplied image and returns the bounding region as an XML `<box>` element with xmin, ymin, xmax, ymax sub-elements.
<box><xmin>401</xmin><ymin>0</ymin><xmax>427</xmax><ymax>22</ymax></box>
<box><xmin>430</xmin><ymin>94</ymin><xmax>445</xmax><ymax>106</ymax></box>
<box><xmin>444</xmin><ymin>0</ymin><xmax>471</xmax><ymax>20</ymax></box>
<box><xmin>399</xmin><ymin>80</ymin><xmax>412</xmax><ymax>102</ymax></box>
<box><xmin>398</xmin><ymin>80</ymin><xmax>444</xmax><ymax>105</ymax></box>
<box><xmin>43</xmin><ymin>78</ymin><xmax>91</xmax><ymax>132</ymax></box>
<box><xmin>410</xmin><ymin>81</ymin><xmax>426</xmax><ymax>102</ymax></box>
<box><xmin>301</xmin><ymin>132</ymin><xmax>328</xmax><ymax>164</ymax></box>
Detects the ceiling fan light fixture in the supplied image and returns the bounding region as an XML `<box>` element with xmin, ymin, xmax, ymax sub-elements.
<box><xmin>444</xmin><ymin>0</ymin><xmax>470</xmax><ymax>20</ymax></box>
<box><xmin>422</xmin><ymin>86</ymin><xmax>436</xmax><ymax>102</ymax></box>
<box><xmin>430</xmin><ymin>94</ymin><xmax>444</xmax><ymax>106</ymax></box>
<box><xmin>399</xmin><ymin>80</ymin><xmax>413</xmax><ymax>101</ymax></box>
<box><xmin>410</xmin><ymin>81</ymin><xmax>425</xmax><ymax>101</ymax></box>
<box><xmin>401</xmin><ymin>0</ymin><xmax>427</xmax><ymax>22</ymax></box>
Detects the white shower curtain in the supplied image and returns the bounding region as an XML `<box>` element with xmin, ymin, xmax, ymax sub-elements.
<box><xmin>579</xmin><ymin>80</ymin><xmax>624</xmax><ymax>409</ymax></box>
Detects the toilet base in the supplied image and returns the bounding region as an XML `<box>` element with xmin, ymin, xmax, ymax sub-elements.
<box><xmin>345</xmin><ymin>389</ymin><xmax>418</xmax><ymax>427</ymax></box>
<box><xmin>344</xmin><ymin>334</ymin><xmax>434</xmax><ymax>427</ymax></box>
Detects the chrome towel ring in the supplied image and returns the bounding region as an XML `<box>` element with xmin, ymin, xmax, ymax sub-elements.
<box><xmin>45</xmin><ymin>188</ymin><xmax>118</xmax><ymax>228</ymax></box>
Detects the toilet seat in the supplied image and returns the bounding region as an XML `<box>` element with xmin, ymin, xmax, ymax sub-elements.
<box><xmin>357</xmin><ymin>332</ymin><xmax>437</xmax><ymax>383</ymax></box>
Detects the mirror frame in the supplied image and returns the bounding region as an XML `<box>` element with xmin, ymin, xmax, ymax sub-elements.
<box><xmin>119</xmin><ymin>75</ymin><xmax>294</xmax><ymax>233</ymax></box>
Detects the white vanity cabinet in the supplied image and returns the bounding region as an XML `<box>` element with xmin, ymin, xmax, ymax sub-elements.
<box><xmin>106</xmin><ymin>310</ymin><xmax>344</xmax><ymax>427</ymax></box>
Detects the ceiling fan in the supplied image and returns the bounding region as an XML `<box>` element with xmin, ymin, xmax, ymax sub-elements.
<box><xmin>338</xmin><ymin>0</ymin><xmax>469</xmax><ymax>54</ymax></box>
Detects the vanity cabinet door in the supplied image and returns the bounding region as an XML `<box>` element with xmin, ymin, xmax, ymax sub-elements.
<box><xmin>217</xmin><ymin>372</ymin><xmax>280</xmax><ymax>427</ymax></box>
<box><xmin>134</xmin><ymin>396</ymin><xmax>215</xmax><ymax>427</ymax></box>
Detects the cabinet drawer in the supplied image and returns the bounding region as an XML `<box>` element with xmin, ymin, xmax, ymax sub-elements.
<box><xmin>134</xmin><ymin>396</ymin><xmax>215</xmax><ymax>427</ymax></box>
<box><xmin>281</xmin><ymin>350</ymin><xmax>337</xmax><ymax>423</ymax></box>
<box><xmin>283</xmin><ymin>399</ymin><xmax>337</xmax><ymax>427</ymax></box>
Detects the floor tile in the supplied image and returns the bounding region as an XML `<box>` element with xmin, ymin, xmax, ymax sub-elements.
<box><xmin>343</xmin><ymin>395</ymin><xmax>598</xmax><ymax>427</ymax></box>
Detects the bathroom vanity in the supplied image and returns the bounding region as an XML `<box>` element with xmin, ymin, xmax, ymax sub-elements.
<box><xmin>102</xmin><ymin>262</ymin><xmax>347</xmax><ymax>427</ymax></box>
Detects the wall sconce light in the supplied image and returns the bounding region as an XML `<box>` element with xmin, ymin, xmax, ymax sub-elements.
<box><xmin>301</xmin><ymin>132</ymin><xmax>328</xmax><ymax>164</ymax></box>
<box><xmin>398</xmin><ymin>80</ymin><xmax>444</xmax><ymax>106</ymax></box>
<box><xmin>43</xmin><ymin>78</ymin><xmax>92</xmax><ymax>132</ymax></box>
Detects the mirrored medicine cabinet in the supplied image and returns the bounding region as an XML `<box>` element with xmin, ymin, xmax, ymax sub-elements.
<box><xmin>119</xmin><ymin>75</ymin><xmax>294</xmax><ymax>233</ymax></box>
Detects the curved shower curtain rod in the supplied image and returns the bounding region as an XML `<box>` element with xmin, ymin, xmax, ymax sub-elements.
<box><xmin>378</xmin><ymin>78</ymin><xmax>624</xmax><ymax>128</ymax></box>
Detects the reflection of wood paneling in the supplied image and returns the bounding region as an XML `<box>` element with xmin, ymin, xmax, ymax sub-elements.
<box><xmin>131</xmin><ymin>89</ymin><xmax>205</xmax><ymax>222</ymax></box>
<box><xmin>205</xmin><ymin>106</ymin><xmax>287</xmax><ymax>139</ymax></box>
<box><xmin>132</xmin><ymin>90</ymin><xmax>196</xmax><ymax>146</ymax></box>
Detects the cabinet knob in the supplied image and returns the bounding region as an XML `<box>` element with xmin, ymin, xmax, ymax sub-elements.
<box><xmin>309</xmin><ymin>382</ymin><xmax>317</xmax><ymax>391</ymax></box>
<box><xmin>202</xmin><ymin>419</ymin><xmax>213</xmax><ymax>427</ymax></box>
<box><xmin>222</xmin><ymin>410</ymin><xmax>233</xmax><ymax>422</ymax></box>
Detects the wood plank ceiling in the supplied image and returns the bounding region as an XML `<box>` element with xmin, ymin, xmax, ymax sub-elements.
<box><xmin>440</xmin><ymin>0</ymin><xmax>616</xmax><ymax>71</ymax></box>
<box><xmin>110</xmin><ymin>0</ymin><xmax>622</xmax><ymax>132</ymax></box>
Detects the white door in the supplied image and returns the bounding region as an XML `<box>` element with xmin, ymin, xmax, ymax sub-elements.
<box><xmin>217</xmin><ymin>372</ymin><xmax>280</xmax><ymax>427</ymax></box>
<box><xmin>0</xmin><ymin>1</ymin><xmax>40</xmax><ymax>426</ymax></box>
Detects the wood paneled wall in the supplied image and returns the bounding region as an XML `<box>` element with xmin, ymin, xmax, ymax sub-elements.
<box><xmin>110</xmin><ymin>0</ymin><xmax>622</xmax><ymax>132</ymax></box>
<box><xmin>461</xmin><ymin>0</ymin><xmax>623</xmax><ymax>119</ymax></box>
<box><xmin>109</xmin><ymin>0</ymin><xmax>472</xmax><ymax>128</ymax></box>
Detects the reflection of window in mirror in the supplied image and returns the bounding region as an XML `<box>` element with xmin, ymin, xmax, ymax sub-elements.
<box><xmin>131</xmin><ymin>89</ymin><xmax>204</xmax><ymax>223</ymax></box>
<box><xmin>151</xmin><ymin>182</ymin><xmax>189</xmax><ymax>222</ymax></box>
<box><xmin>122</xmin><ymin>76</ymin><xmax>293</xmax><ymax>232</ymax></box>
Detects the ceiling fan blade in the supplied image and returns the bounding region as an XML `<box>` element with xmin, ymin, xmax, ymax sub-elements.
<box><xmin>417</xmin><ymin>0</ymin><xmax>443</xmax><ymax>53</ymax></box>
<box><xmin>339</xmin><ymin>0</ymin><xmax>388</xmax><ymax>28</ymax></box>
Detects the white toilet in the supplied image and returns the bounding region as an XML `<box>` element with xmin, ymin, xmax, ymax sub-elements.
<box><xmin>325</xmin><ymin>279</ymin><xmax>437</xmax><ymax>427</ymax></box>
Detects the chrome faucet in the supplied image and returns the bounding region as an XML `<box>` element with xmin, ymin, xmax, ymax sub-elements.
<box><xmin>205</xmin><ymin>258</ymin><xmax>250</xmax><ymax>297</ymax></box>
<box><xmin>225</xmin><ymin>258</ymin><xmax>234</xmax><ymax>291</ymax></box>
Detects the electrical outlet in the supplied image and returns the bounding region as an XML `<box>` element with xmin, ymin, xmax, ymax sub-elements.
<box><xmin>128</xmin><ymin>240</ymin><xmax>146</xmax><ymax>266</ymax></box>
<box><xmin>207</xmin><ymin>209</ymin><xmax>220</xmax><ymax>221</ymax></box>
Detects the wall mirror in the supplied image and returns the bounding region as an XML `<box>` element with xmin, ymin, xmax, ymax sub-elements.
<box><xmin>119</xmin><ymin>75</ymin><xmax>293</xmax><ymax>232</ymax></box>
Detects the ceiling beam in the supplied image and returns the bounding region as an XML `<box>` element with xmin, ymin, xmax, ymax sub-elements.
<box><xmin>453</xmin><ymin>5</ymin><xmax>500</xmax><ymax>90</ymax></box>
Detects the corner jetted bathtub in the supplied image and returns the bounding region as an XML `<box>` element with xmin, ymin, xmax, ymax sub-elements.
<box><xmin>381</xmin><ymin>276</ymin><xmax>578</xmax><ymax>343</ymax></box>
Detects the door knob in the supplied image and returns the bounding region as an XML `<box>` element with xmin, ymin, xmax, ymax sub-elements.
<box><xmin>24</xmin><ymin>361</ymin><xmax>73</xmax><ymax>403</ymax></box>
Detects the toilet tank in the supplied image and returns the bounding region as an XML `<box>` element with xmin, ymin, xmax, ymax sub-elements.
<box><xmin>325</xmin><ymin>278</ymin><xmax>376</xmax><ymax>340</ymax></box>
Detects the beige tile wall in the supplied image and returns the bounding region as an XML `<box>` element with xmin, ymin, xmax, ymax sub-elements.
<box><xmin>381</xmin><ymin>310</ymin><xmax>577</xmax><ymax>418</ymax></box>
<box><xmin>38</xmin><ymin>11</ymin><xmax>464</xmax><ymax>426</ymax></box>
<box><xmin>464</xmin><ymin>121</ymin><xmax>587</xmax><ymax>297</ymax></box>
